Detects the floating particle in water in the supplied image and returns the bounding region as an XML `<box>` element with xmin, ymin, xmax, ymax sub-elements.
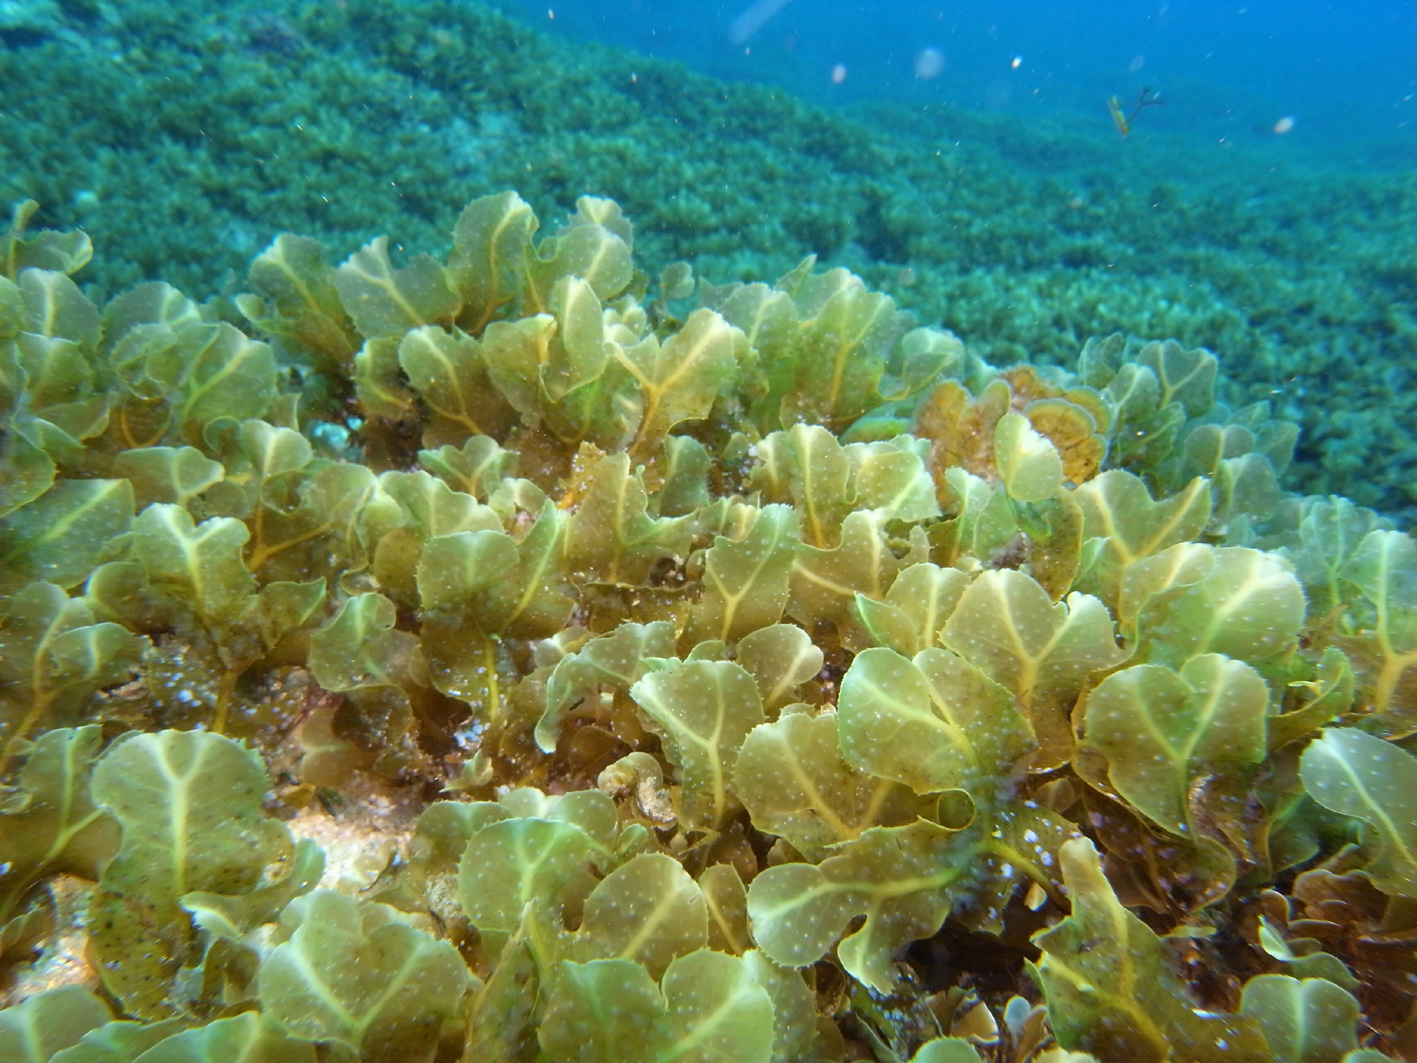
<box><xmin>915</xmin><ymin>47</ymin><xmax>946</xmax><ymax>79</ymax></box>
<box><xmin>1011</xmin><ymin>54</ymin><xmax>1023</xmax><ymax>69</ymax></box>
<box><xmin>1274</xmin><ymin>115</ymin><xmax>1296</xmax><ymax>134</ymax></box>
<box><xmin>831</xmin><ymin>63</ymin><xmax>848</xmax><ymax>84</ymax></box>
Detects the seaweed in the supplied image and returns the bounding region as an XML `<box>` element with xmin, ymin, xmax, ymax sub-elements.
<box><xmin>0</xmin><ymin>194</ymin><xmax>1413</xmax><ymax>1062</ymax></box>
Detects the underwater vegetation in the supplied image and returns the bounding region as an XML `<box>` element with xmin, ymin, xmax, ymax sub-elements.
<box><xmin>2</xmin><ymin>188</ymin><xmax>1417</xmax><ymax>1062</ymax></box>
<box><xmin>2</xmin><ymin>0</ymin><xmax>1416</xmax><ymax>520</ymax></box>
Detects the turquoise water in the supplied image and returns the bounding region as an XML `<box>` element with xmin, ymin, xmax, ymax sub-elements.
<box><xmin>494</xmin><ymin>0</ymin><xmax>1417</xmax><ymax>145</ymax></box>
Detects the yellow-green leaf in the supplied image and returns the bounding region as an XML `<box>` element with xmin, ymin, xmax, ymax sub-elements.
<box><xmin>837</xmin><ymin>646</ymin><xmax>1033</xmax><ymax>797</ymax></box>
<box><xmin>335</xmin><ymin>236</ymin><xmax>458</xmax><ymax>338</ymax></box>
<box><xmin>746</xmin><ymin>819</ymin><xmax>958</xmax><ymax>992</ymax></box>
<box><xmin>1300</xmin><ymin>727</ymin><xmax>1417</xmax><ymax>897</ymax></box>
<box><xmin>735</xmin><ymin>709</ymin><xmax>922</xmax><ymax>859</ymax></box>
<box><xmin>687</xmin><ymin>504</ymin><xmax>799</xmax><ymax>645</ymax></box>
<box><xmin>90</xmin><ymin>731</ymin><xmax>292</xmax><ymax>1018</ymax></box>
<box><xmin>258</xmin><ymin>889</ymin><xmax>468</xmax><ymax>1059</ymax></box>
<box><xmin>620</xmin><ymin>308</ymin><xmax>741</xmax><ymax>455</ymax></box>
<box><xmin>398</xmin><ymin>325</ymin><xmax>516</xmax><ymax>443</ymax></box>
<box><xmin>573</xmin><ymin>853</ymin><xmax>708</xmax><ymax>979</ymax></box>
<box><xmin>995</xmin><ymin>412</ymin><xmax>1064</xmax><ymax>503</ymax></box>
<box><xmin>1071</xmin><ymin>471</ymin><xmax>1212</xmax><ymax>608</ymax></box>
<box><xmin>1240</xmin><ymin>975</ymin><xmax>1360</xmax><ymax>1063</ymax></box>
<box><xmin>446</xmin><ymin>191</ymin><xmax>537</xmax><ymax>334</ymax></box>
<box><xmin>1031</xmin><ymin>838</ymin><xmax>1268</xmax><ymax>1063</ymax></box>
<box><xmin>239</xmin><ymin>232</ymin><xmax>356</xmax><ymax>373</ymax></box>
<box><xmin>0</xmin><ymin>478</ymin><xmax>134</xmax><ymax>592</ymax></box>
<box><xmin>1081</xmin><ymin>654</ymin><xmax>1270</xmax><ymax>837</ymax></box>
<box><xmin>131</xmin><ymin>504</ymin><xmax>255</xmax><ymax>626</ymax></box>
<box><xmin>1119</xmin><ymin>543</ymin><xmax>1306</xmax><ymax>668</ymax></box>
<box><xmin>630</xmin><ymin>660</ymin><xmax>765</xmax><ymax>828</ymax></box>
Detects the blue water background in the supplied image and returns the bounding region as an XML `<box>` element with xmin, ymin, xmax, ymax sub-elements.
<box><xmin>491</xmin><ymin>0</ymin><xmax>1416</xmax><ymax>152</ymax></box>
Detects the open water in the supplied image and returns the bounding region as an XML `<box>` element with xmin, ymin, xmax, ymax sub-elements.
<box><xmin>494</xmin><ymin>0</ymin><xmax>1417</xmax><ymax>146</ymax></box>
